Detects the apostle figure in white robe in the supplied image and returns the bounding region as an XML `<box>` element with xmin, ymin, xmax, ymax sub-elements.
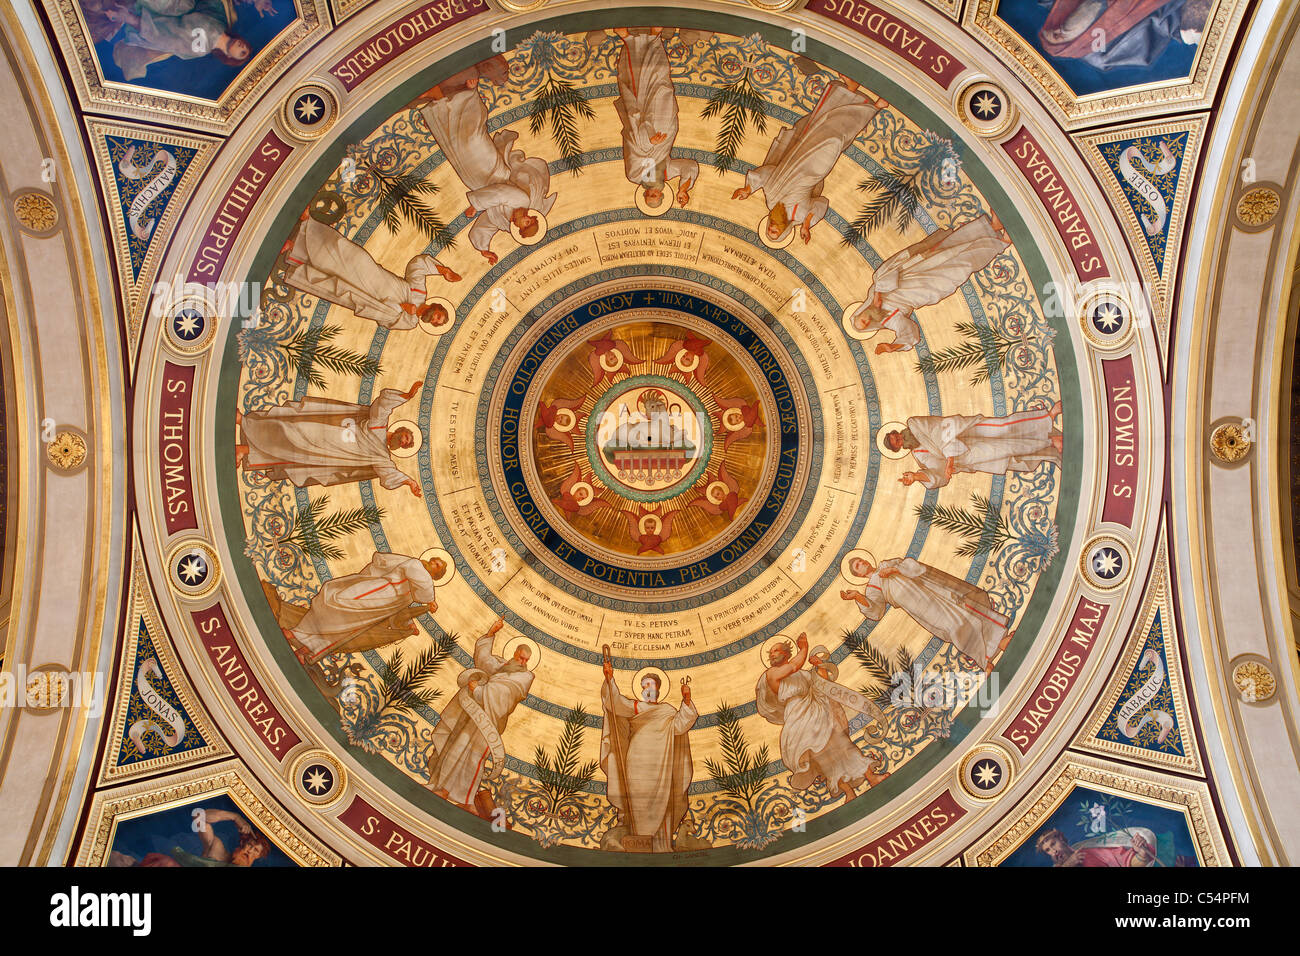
<box><xmin>427</xmin><ymin>617</ymin><xmax>534</xmax><ymax>816</ymax></box>
<box><xmin>600</xmin><ymin>653</ymin><xmax>697</xmax><ymax>852</ymax></box>
<box><xmin>419</xmin><ymin>56</ymin><xmax>557</xmax><ymax>265</ymax></box>
<box><xmin>842</xmin><ymin>555</ymin><xmax>1014</xmax><ymax>674</ymax></box>
<box><xmin>613</xmin><ymin>28</ymin><xmax>698</xmax><ymax>210</ymax></box>
<box><xmin>236</xmin><ymin>381</ymin><xmax>424</xmax><ymax>496</ymax></box>
<box><xmin>282</xmin><ymin>217</ymin><xmax>461</xmax><ymax>331</ymax></box>
<box><xmin>732</xmin><ymin>79</ymin><xmax>885</xmax><ymax>244</ymax></box>
<box><xmin>850</xmin><ymin>213</ymin><xmax>1011</xmax><ymax>354</ymax></box>
<box><xmin>278</xmin><ymin>551</ymin><xmax>445</xmax><ymax>664</ymax></box>
<box><xmin>889</xmin><ymin>403</ymin><xmax>1063</xmax><ymax>489</ymax></box>
<box><xmin>757</xmin><ymin>633</ymin><xmax>888</xmax><ymax>803</ymax></box>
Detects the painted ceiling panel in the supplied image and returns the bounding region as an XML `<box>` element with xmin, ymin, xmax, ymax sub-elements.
<box><xmin>0</xmin><ymin>0</ymin><xmax>1296</xmax><ymax>876</ymax></box>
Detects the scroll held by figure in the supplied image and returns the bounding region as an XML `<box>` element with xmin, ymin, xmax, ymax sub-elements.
<box><xmin>756</xmin><ymin>632</ymin><xmax>888</xmax><ymax>803</ymax></box>
<box><xmin>427</xmin><ymin>617</ymin><xmax>535</xmax><ymax>819</ymax></box>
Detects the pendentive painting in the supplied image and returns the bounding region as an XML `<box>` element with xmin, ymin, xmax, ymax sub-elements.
<box><xmin>104</xmin><ymin>792</ymin><xmax>296</xmax><ymax>867</ymax></box>
<box><xmin>996</xmin><ymin>0</ymin><xmax>1214</xmax><ymax>95</ymax></box>
<box><xmin>1000</xmin><ymin>785</ymin><xmax>1200</xmax><ymax>867</ymax></box>
<box><xmin>76</xmin><ymin>0</ymin><xmax>298</xmax><ymax>99</ymax></box>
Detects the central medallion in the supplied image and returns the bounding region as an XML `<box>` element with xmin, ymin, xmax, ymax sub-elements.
<box><xmin>487</xmin><ymin>280</ymin><xmax>812</xmax><ymax>600</ymax></box>
<box><xmin>588</xmin><ymin>375</ymin><xmax>711</xmax><ymax>499</ymax></box>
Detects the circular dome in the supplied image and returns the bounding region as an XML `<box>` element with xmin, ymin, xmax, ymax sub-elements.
<box><xmin>220</xmin><ymin>24</ymin><xmax>1075</xmax><ymax>863</ymax></box>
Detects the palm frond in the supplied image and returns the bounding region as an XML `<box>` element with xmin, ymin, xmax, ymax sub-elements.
<box><xmin>914</xmin><ymin>492</ymin><xmax>1014</xmax><ymax>557</ymax></box>
<box><xmin>842</xmin><ymin>630</ymin><xmax>893</xmax><ymax>688</ymax></box>
<box><xmin>279</xmin><ymin>324</ymin><xmax>381</xmax><ymax>390</ymax></box>
<box><xmin>279</xmin><ymin>496</ymin><xmax>385</xmax><ymax>561</ymax></box>
<box><xmin>531</xmin><ymin>74</ymin><xmax>591</xmax><ymax>174</ymax></box>
<box><xmin>843</xmin><ymin>168</ymin><xmax>923</xmax><ymax>245</ymax></box>
<box><xmin>706</xmin><ymin>702</ymin><xmax>771</xmax><ymax>804</ymax></box>
<box><xmin>913</xmin><ymin>321</ymin><xmax>1015</xmax><ymax>385</ymax></box>
<box><xmin>367</xmin><ymin>166</ymin><xmax>455</xmax><ymax>250</ymax></box>
<box><xmin>534</xmin><ymin>705</ymin><xmax>599</xmax><ymax>805</ymax></box>
<box><xmin>703</xmin><ymin>76</ymin><xmax>769</xmax><ymax>175</ymax></box>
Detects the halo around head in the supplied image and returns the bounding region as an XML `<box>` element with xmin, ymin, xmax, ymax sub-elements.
<box><xmin>502</xmin><ymin>635</ymin><xmax>541</xmax><ymax>671</ymax></box>
<box><xmin>841</xmin><ymin>300</ymin><xmax>881</xmax><ymax>341</ymax></box>
<box><xmin>510</xmin><ymin>209</ymin><xmax>548</xmax><ymax>245</ymax></box>
<box><xmin>419</xmin><ymin>547</ymin><xmax>456</xmax><ymax>586</ymax></box>
<box><xmin>757</xmin><ymin>215</ymin><xmax>797</xmax><ymax>250</ymax></box>
<box><xmin>458</xmin><ymin>667</ymin><xmax>487</xmax><ymax>688</ymax></box>
<box><xmin>388</xmin><ymin>419</ymin><xmax>422</xmax><ymax>458</ymax></box>
<box><xmin>635</xmin><ymin>184</ymin><xmax>674</xmax><ymax>217</ymax></box>
<box><xmin>417</xmin><ymin>296</ymin><xmax>457</xmax><ymax>336</ymax></box>
<box><xmin>631</xmin><ymin>665</ymin><xmax>671</xmax><ymax>702</ymax></box>
<box><xmin>840</xmin><ymin>548</ymin><xmax>878</xmax><ymax>585</ymax></box>
<box><xmin>760</xmin><ymin>633</ymin><xmax>797</xmax><ymax>668</ymax></box>
<box><xmin>876</xmin><ymin>421</ymin><xmax>911</xmax><ymax>460</ymax></box>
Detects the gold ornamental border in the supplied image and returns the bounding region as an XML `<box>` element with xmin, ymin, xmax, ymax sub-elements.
<box><xmin>964</xmin><ymin>751</ymin><xmax>1227</xmax><ymax>867</ymax></box>
<box><xmin>1074</xmin><ymin>115</ymin><xmax>1208</xmax><ymax>354</ymax></box>
<box><xmin>1074</xmin><ymin>527</ymin><xmax>1202</xmax><ymax>775</ymax></box>
<box><xmin>98</xmin><ymin>527</ymin><xmax>231</xmax><ymax>786</ymax></box>
<box><xmin>126</xmin><ymin>3</ymin><xmax>1164</xmax><ymax>867</ymax></box>
<box><xmin>76</xmin><ymin>758</ymin><xmax>342</xmax><ymax>867</ymax></box>
<box><xmin>964</xmin><ymin>0</ymin><xmax>1249</xmax><ymax>130</ymax></box>
<box><xmin>41</xmin><ymin>0</ymin><xmax>332</xmax><ymax>135</ymax></box>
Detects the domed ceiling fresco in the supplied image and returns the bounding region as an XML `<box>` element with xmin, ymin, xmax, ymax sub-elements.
<box><xmin>1</xmin><ymin>0</ymin><xmax>1299</xmax><ymax>871</ymax></box>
